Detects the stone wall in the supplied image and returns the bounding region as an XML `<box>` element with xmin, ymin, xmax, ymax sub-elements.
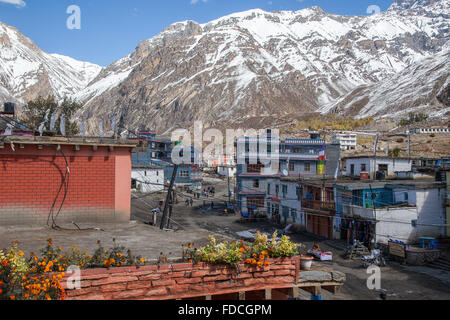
<box><xmin>62</xmin><ymin>257</ymin><xmax>300</xmax><ymax>300</ymax></box>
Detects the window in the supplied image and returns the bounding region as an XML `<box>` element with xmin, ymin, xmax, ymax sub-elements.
<box><xmin>275</xmin><ymin>185</ymin><xmax>279</xmax><ymax>196</ymax></box>
<box><xmin>247</xmin><ymin>197</ymin><xmax>264</xmax><ymax>208</ymax></box>
<box><xmin>282</xmin><ymin>185</ymin><xmax>288</xmax><ymax>199</ymax></box>
<box><xmin>267</xmin><ymin>183</ymin><xmax>271</xmax><ymax>195</ymax></box>
<box><xmin>253</xmin><ymin>179</ymin><xmax>260</xmax><ymax>188</ymax></box>
<box><xmin>378</xmin><ymin>164</ymin><xmax>388</xmax><ymax>172</ymax></box>
<box><xmin>247</xmin><ymin>163</ymin><xmax>264</xmax><ymax>173</ymax></box>
<box><xmin>296</xmin><ymin>186</ymin><xmax>301</xmax><ymax>200</ymax></box>
<box><xmin>361</xmin><ymin>164</ymin><xmax>366</xmax><ymax>172</ymax></box>
<box><xmin>289</xmin><ymin>162</ymin><xmax>295</xmax><ymax>171</ymax></box>
<box><xmin>304</xmin><ymin>162</ymin><xmax>311</xmax><ymax>172</ymax></box>
<box><xmin>179</xmin><ymin>170</ymin><xmax>189</xmax><ymax>178</ymax></box>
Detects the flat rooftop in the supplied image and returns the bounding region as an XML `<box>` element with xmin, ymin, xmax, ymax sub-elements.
<box><xmin>1</xmin><ymin>135</ymin><xmax>140</xmax><ymax>148</ymax></box>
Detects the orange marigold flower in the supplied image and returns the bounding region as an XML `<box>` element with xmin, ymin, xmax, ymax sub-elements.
<box><xmin>257</xmin><ymin>261</ymin><xmax>263</xmax><ymax>267</ymax></box>
<box><xmin>9</xmin><ymin>295</ymin><xmax>15</xmax><ymax>300</ymax></box>
<box><xmin>264</xmin><ymin>261</ymin><xmax>270</xmax><ymax>266</ymax></box>
<box><xmin>259</xmin><ymin>255</ymin><xmax>264</xmax><ymax>260</ymax></box>
<box><xmin>252</xmin><ymin>259</ymin><xmax>257</xmax><ymax>265</ymax></box>
<box><xmin>245</xmin><ymin>259</ymin><xmax>252</xmax><ymax>264</ymax></box>
<box><xmin>239</xmin><ymin>247</ymin><xmax>244</xmax><ymax>252</ymax></box>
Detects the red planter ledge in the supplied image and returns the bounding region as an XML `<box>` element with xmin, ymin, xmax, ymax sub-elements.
<box><xmin>61</xmin><ymin>257</ymin><xmax>301</xmax><ymax>300</ymax></box>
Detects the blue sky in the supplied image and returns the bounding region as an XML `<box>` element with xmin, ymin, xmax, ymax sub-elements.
<box><xmin>0</xmin><ymin>0</ymin><xmax>395</xmax><ymax>66</ymax></box>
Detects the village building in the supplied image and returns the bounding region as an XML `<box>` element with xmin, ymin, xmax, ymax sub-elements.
<box><xmin>412</xmin><ymin>127</ymin><xmax>450</xmax><ymax>134</ymax></box>
<box><xmin>343</xmin><ymin>156</ymin><xmax>412</xmax><ymax>179</ymax></box>
<box><xmin>0</xmin><ymin>135</ymin><xmax>138</xmax><ymax>226</ymax></box>
<box><xmin>334</xmin><ymin>180</ymin><xmax>447</xmax><ymax>245</ymax></box>
<box><xmin>235</xmin><ymin>131</ymin><xmax>340</xmax><ymax>220</ymax></box>
<box><xmin>131</xmin><ymin>164</ymin><xmax>165</xmax><ymax>193</ymax></box>
<box><xmin>132</xmin><ymin>131</ymin><xmax>203</xmax><ymax>192</ymax></box>
<box><xmin>332</xmin><ymin>132</ymin><xmax>357</xmax><ymax>151</ymax></box>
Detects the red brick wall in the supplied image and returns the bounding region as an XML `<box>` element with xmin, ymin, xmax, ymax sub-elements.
<box><xmin>0</xmin><ymin>144</ymin><xmax>131</xmax><ymax>225</ymax></box>
<box><xmin>62</xmin><ymin>257</ymin><xmax>300</xmax><ymax>300</ymax></box>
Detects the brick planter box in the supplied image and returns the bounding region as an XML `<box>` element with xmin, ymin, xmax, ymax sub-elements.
<box><xmin>62</xmin><ymin>257</ymin><xmax>300</xmax><ymax>300</ymax></box>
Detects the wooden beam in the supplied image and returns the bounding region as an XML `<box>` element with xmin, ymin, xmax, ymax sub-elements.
<box><xmin>265</xmin><ymin>288</ymin><xmax>272</xmax><ymax>300</ymax></box>
<box><xmin>323</xmin><ymin>285</ymin><xmax>341</xmax><ymax>295</ymax></box>
<box><xmin>299</xmin><ymin>285</ymin><xmax>321</xmax><ymax>296</ymax></box>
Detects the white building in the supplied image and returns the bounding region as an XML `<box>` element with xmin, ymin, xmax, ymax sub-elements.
<box><xmin>413</xmin><ymin>127</ymin><xmax>450</xmax><ymax>134</ymax></box>
<box><xmin>332</xmin><ymin>132</ymin><xmax>357</xmax><ymax>151</ymax></box>
<box><xmin>131</xmin><ymin>165</ymin><xmax>165</xmax><ymax>193</ymax></box>
<box><xmin>344</xmin><ymin>156</ymin><xmax>412</xmax><ymax>179</ymax></box>
<box><xmin>265</xmin><ymin>177</ymin><xmax>302</xmax><ymax>225</ymax></box>
<box><xmin>341</xmin><ymin>181</ymin><xmax>446</xmax><ymax>244</ymax></box>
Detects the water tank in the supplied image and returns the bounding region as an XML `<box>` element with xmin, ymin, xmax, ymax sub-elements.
<box><xmin>376</xmin><ymin>171</ymin><xmax>386</xmax><ymax>180</ymax></box>
<box><xmin>360</xmin><ymin>171</ymin><xmax>369</xmax><ymax>180</ymax></box>
<box><xmin>3</xmin><ymin>102</ymin><xmax>15</xmax><ymax>114</ymax></box>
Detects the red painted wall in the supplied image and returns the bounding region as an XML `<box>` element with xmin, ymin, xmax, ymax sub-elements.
<box><xmin>0</xmin><ymin>144</ymin><xmax>132</xmax><ymax>225</ymax></box>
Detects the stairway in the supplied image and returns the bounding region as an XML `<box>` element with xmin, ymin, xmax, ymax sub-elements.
<box><xmin>427</xmin><ymin>255</ymin><xmax>450</xmax><ymax>271</ymax></box>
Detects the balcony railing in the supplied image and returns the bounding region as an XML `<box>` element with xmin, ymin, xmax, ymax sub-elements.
<box><xmin>302</xmin><ymin>199</ymin><xmax>335</xmax><ymax>211</ymax></box>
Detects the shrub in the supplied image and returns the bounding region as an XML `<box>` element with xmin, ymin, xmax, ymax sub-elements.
<box><xmin>0</xmin><ymin>239</ymin><xmax>147</xmax><ymax>300</ymax></box>
<box><xmin>185</xmin><ymin>232</ymin><xmax>299</xmax><ymax>267</ymax></box>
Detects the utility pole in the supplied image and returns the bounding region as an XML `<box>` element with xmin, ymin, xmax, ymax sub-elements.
<box><xmin>160</xmin><ymin>165</ymin><xmax>179</xmax><ymax>230</ymax></box>
<box><xmin>369</xmin><ymin>184</ymin><xmax>377</xmax><ymax>249</ymax></box>
<box><xmin>227</xmin><ymin>166</ymin><xmax>231</xmax><ymax>204</ymax></box>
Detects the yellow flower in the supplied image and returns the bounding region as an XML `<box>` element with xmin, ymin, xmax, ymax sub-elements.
<box><xmin>18</xmin><ymin>250</ymin><xmax>24</xmax><ymax>256</ymax></box>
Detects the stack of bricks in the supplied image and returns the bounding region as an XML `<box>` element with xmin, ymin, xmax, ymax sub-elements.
<box><xmin>62</xmin><ymin>257</ymin><xmax>300</xmax><ymax>300</ymax></box>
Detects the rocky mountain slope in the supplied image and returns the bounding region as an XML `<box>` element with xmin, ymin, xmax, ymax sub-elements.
<box><xmin>75</xmin><ymin>0</ymin><xmax>449</xmax><ymax>134</ymax></box>
<box><xmin>0</xmin><ymin>0</ymin><xmax>449</xmax><ymax>135</ymax></box>
<box><xmin>319</xmin><ymin>46</ymin><xmax>450</xmax><ymax>119</ymax></box>
<box><xmin>0</xmin><ymin>22</ymin><xmax>101</xmax><ymax>105</ymax></box>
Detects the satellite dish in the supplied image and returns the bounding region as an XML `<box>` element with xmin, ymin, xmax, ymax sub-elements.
<box><xmin>282</xmin><ymin>169</ymin><xmax>288</xmax><ymax>177</ymax></box>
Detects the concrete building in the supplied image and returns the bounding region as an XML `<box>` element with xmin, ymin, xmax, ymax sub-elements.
<box><xmin>0</xmin><ymin>135</ymin><xmax>138</xmax><ymax>226</ymax></box>
<box><xmin>413</xmin><ymin>127</ymin><xmax>450</xmax><ymax>134</ymax></box>
<box><xmin>343</xmin><ymin>156</ymin><xmax>412</xmax><ymax>179</ymax></box>
<box><xmin>131</xmin><ymin>164</ymin><xmax>165</xmax><ymax>193</ymax></box>
<box><xmin>132</xmin><ymin>132</ymin><xmax>203</xmax><ymax>192</ymax></box>
<box><xmin>334</xmin><ymin>180</ymin><xmax>446</xmax><ymax>245</ymax></box>
<box><xmin>332</xmin><ymin>132</ymin><xmax>357</xmax><ymax>151</ymax></box>
<box><xmin>235</xmin><ymin>131</ymin><xmax>340</xmax><ymax>219</ymax></box>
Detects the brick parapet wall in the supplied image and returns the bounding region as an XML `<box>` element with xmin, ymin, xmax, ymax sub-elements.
<box><xmin>62</xmin><ymin>257</ymin><xmax>300</xmax><ymax>300</ymax></box>
<box><xmin>0</xmin><ymin>144</ymin><xmax>131</xmax><ymax>225</ymax></box>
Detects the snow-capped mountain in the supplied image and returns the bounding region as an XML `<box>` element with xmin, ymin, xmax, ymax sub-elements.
<box><xmin>0</xmin><ymin>22</ymin><xmax>101</xmax><ymax>104</ymax></box>
<box><xmin>76</xmin><ymin>0</ymin><xmax>449</xmax><ymax>134</ymax></box>
<box><xmin>319</xmin><ymin>47</ymin><xmax>450</xmax><ymax>119</ymax></box>
<box><xmin>1</xmin><ymin>0</ymin><xmax>448</xmax><ymax>134</ymax></box>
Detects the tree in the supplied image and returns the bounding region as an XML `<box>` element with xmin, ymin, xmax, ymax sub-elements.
<box><xmin>20</xmin><ymin>96</ymin><xmax>83</xmax><ymax>136</ymax></box>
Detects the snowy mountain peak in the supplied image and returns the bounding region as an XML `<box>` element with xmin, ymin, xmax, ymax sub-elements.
<box><xmin>0</xmin><ymin>21</ymin><xmax>102</xmax><ymax>103</ymax></box>
<box><xmin>388</xmin><ymin>0</ymin><xmax>442</xmax><ymax>11</ymax></box>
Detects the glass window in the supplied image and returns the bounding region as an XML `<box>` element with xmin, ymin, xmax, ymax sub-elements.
<box><xmin>282</xmin><ymin>185</ymin><xmax>288</xmax><ymax>199</ymax></box>
<box><xmin>304</xmin><ymin>162</ymin><xmax>311</xmax><ymax>172</ymax></box>
<box><xmin>289</xmin><ymin>162</ymin><xmax>295</xmax><ymax>171</ymax></box>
